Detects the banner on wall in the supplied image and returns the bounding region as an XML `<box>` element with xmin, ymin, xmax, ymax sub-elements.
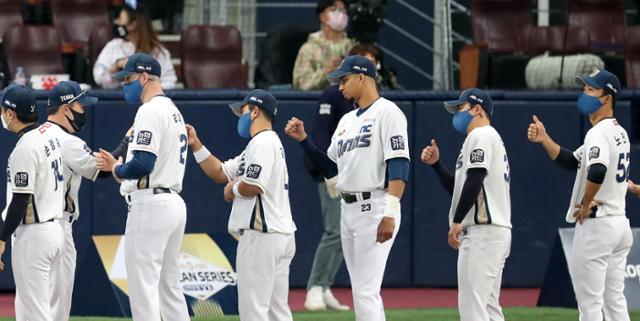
<box><xmin>73</xmin><ymin>233</ymin><xmax>238</xmax><ymax>317</ymax></box>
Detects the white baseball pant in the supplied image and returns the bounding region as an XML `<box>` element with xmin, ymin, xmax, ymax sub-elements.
<box><xmin>457</xmin><ymin>224</ymin><xmax>511</xmax><ymax>321</ymax></box>
<box><xmin>125</xmin><ymin>190</ymin><xmax>190</xmax><ymax>321</ymax></box>
<box><xmin>340</xmin><ymin>190</ymin><xmax>400</xmax><ymax>321</ymax></box>
<box><xmin>571</xmin><ymin>215</ymin><xmax>633</xmax><ymax>321</ymax></box>
<box><xmin>236</xmin><ymin>229</ymin><xmax>296</xmax><ymax>321</ymax></box>
<box><xmin>12</xmin><ymin>221</ymin><xmax>64</xmax><ymax>321</ymax></box>
<box><xmin>50</xmin><ymin>212</ymin><xmax>76</xmax><ymax>321</ymax></box>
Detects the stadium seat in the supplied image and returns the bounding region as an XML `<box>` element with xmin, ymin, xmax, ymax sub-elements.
<box><xmin>3</xmin><ymin>25</ymin><xmax>64</xmax><ymax>80</ymax></box>
<box><xmin>50</xmin><ymin>0</ymin><xmax>110</xmax><ymax>45</ymax></box>
<box><xmin>469</xmin><ymin>0</ymin><xmax>532</xmax><ymax>53</ymax></box>
<box><xmin>180</xmin><ymin>25</ymin><xmax>247</xmax><ymax>89</ymax></box>
<box><xmin>625</xmin><ymin>26</ymin><xmax>640</xmax><ymax>88</ymax></box>
<box><xmin>0</xmin><ymin>0</ymin><xmax>23</xmax><ymax>41</ymax></box>
<box><xmin>566</xmin><ymin>0</ymin><xmax>625</xmax><ymax>52</ymax></box>
<box><xmin>88</xmin><ymin>22</ymin><xmax>112</xmax><ymax>66</ymax></box>
<box><xmin>528</xmin><ymin>26</ymin><xmax>590</xmax><ymax>57</ymax></box>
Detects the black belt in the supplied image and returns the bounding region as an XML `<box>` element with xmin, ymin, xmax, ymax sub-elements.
<box><xmin>341</xmin><ymin>192</ymin><xmax>371</xmax><ymax>204</ymax></box>
<box><xmin>126</xmin><ymin>187</ymin><xmax>173</xmax><ymax>203</ymax></box>
<box><xmin>153</xmin><ymin>187</ymin><xmax>172</xmax><ymax>194</ymax></box>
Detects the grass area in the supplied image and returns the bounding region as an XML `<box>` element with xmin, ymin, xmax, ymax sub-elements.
<box><xmin>10</xmin><ymin>308</ymin><xmax>637</xmax><ymax>321</ymax></box>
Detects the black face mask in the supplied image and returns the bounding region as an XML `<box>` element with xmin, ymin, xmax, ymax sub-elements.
<box><xmin>112</xmin><ymin>24</ymin><xmax>128</xmax><ymax>39</ymax></box>
<box><xmin>66</xmin><ymin>107</ymin><xmax>86</xmax><ymax>132</ymax></box>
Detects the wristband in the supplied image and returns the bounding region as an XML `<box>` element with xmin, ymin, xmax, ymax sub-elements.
<box><xmin>383</xmin><ymin>194</ymin><xmax>400</xmax><ymax>218</ymax></box>
<box><xmin>233</xmin><ymin>181</ymin><xmax>245</xmax><ymax>199</ymax></box>
<box><xmin>193</xmin><ymin>146</ymin><xmax>211</xmax><ymax>164</ymax></box>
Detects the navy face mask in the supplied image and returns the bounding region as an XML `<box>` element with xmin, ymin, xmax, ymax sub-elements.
<box><xmin>577</xmin><ymin>92</ymin><xmax>606</xmax><ymax>115</ymax></box>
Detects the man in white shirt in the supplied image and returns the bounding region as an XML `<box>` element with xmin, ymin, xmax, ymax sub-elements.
<box><xmin>0</xmin><ymin>84</ymin><xmax>65</xmax><ymax>321</ymax></box>
<box><xmin>96</xmin><ymin>53</ymin><xmax>190</xmax><ymax>321</ymax></box>
<box><xmin>44</xmin><ymin>81</ymin><xmax>101</xmax><ymax>321</ymax></box>
<box><xmin>186</xmin><ymin>89</ymin><xmax>296</xmax><ymax>321</ymax></box>
<box><xmin>528</xmin><ymin>69</ymin><xmax>632</xmax><ymax>321</ymax></box>
<box><xmin>421</xmin><ymin>88</ymin><xmax>512</xmax><ymax>321</ymax></box>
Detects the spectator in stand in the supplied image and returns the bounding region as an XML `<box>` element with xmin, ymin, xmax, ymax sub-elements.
<box><xmin>292</xmin><ymin>0</ymin><xmax>355</xmax><ymax>91</ymax></box>
<box><xmin>93</xmin><ymin>4</ymin><xmax>177</xmax><ymax>89</ymax></box>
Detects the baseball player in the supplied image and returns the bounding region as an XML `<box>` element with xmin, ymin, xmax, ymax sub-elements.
<box><xmin>285</xmin><ymin>55</ymin><xmax>410</xmax><ymax>321</ymax></box>
<box><xmin>528</xmin><ymin>69</ymin><xmax>632</xmax><ymax>321</ymax></box>
<box><xmin>420</xmin><ymin>88</ymin><xmax>512</xmax><ymax>321</ymax></box>
<box><xmin>43</xmin><ymin>81</ymin><xmax>101</xmax><ymax>321</ymax></box>
<box><xmin>186</xmin><ymin>89</ymin><xmax>296</xmax><ymax>321</ymax></box>
<box><xmin>0</xmin><ymin>85</ymin><xmax>64</xmax><ymax>321</ymax></box>
<box><xmin>304</xmin><ymin>44</ymin><xmax>381</xmax><ymax>311</ymax></box>
<box><xmin>95</xmin><ymin>53</ymin><xmax>190</xmax><ymax>321</ymax></box>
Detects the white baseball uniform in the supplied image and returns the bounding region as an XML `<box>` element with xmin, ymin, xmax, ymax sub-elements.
<box><xmin>3</xmin><ymin>123</ymin><xmax>64</xmax><ymax>321</ymax></box>
<box><xmin>325</xmin><ymin>97</ymin><xmax>409</xmax><ymax>321</ymax></box>
<box><xmin>45</xmin><ymin>121</ymin><xmax>99</xmax><ymax>321</ymax></box>
<box><xmin>119</xmin><ymin>96</ymin><xmax>190</xmax><ymax>321</ymax></box>
<box><xmin>449</xmin><ymin>125</ymin><xmax>512</xmax><ymax>321</ymax></box>
<box><xmin>221</xmin><ymin>130</ymin><xmax>296</xmax><ymax>321</ymax></box>
<box><xmin>566</xmin><ymin>117</ymin><xmax>632</xmax><ymax>321</ymax></box>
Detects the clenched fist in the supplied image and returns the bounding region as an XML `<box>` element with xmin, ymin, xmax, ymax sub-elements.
<box><xmin>284</xmin><ymin>117</ymin><xmax>308</xmax><ymax>142</ymax></box>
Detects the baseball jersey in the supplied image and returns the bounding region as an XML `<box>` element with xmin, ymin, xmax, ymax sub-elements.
<box><xmin>120</xmin><ymin>96</ymin><xmax>188</xmax><ymax>195</ymax></box>
<box><xmin>221</xmin><ymin>130</ymin><xmax>296</xmax><ymax>235</ymax></box>
<box><xmin>566</xmin><ymin>118</ymin><xmax>630</xmax><ymax>223</ymax></box>
<box><xmin>47</xmin><ymin>122</ymin><xmax>99</xmax><ymax>220</ymax></box>
<box><xmin>3</xmin><ymin>124</ymin><xmax>64</xmax><ymax>223</ymax></box>
<box><xmin>449</xmin><ymin>126</ymin><xmax>512</xmax><ymax>229</ymax></box>
<box><xmin>326</xmin><ymin>97</ymin><xmax>410</xmax><ymax>192</ymax></box>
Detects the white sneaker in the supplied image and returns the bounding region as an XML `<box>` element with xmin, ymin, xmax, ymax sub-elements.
<box><xmin>323</xmin><ymin>288</ymin><xmax>350</xmax><ymax>311</ymax></box>
<box><xmin>304</xmin><ymin>286</ymin><xmax>327</xmax><ymax>311</ymax></box>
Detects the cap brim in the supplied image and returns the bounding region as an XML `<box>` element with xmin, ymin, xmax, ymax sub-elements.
<box><xmin>78</xmin><ymin>95</ymin><xmax>98</xmax><ymax>106</ymax></box>
<box><xmin>575</xmin><ymin>76</ymin><xmax>601</xmax><ymax>89</ymax></box>
<box><xmin>111</xmin><ymin>70</ymin><xmax>133</xmax><ymax>80</ymax></box>
<box><xmin>326</xmin><ymin>71</ymin><xmax>352</xmax><ymax>84</ymax></box>
<box><xmin>443</xmin><ymin>99</ymin><xmax>466</xmax><ymax>114</ymax></box>
<box><xmin>228</xmin><ymin>102</ymin><xmax>244</xmax><ymax>117</ymax></box>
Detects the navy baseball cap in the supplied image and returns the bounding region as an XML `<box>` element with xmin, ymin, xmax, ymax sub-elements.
<box><xmin>48</xmin><ymin>81</ymin><xmax>98</xmax><ymax>108</ymax></box>
<box><xmin>229</xmin><ymin>89</ymin><xmax>278</xmax><ymax>118</ymax></box>
<box><xmin>444</xmin><ymin>88</ymin><xmax>493</xmax><ymax>115</ymax></box>
<box><xmin>575</xmin><ymin>68</ymin><xmax>621</xmax><ymax>95</ymax></box>
<box><xmin>327</xmin><ymin>55</ymin><xmax>377</xmax><ymax>84</ymax></box>
<box><xmin>0</xmin><ymin>84</ymin><xmax>37</xmax><ymax>117</ymax></box>
<box><xmin>111</xmin><ymin>53</ymin><xmax>161</xmax><ymax>80</ymax></box>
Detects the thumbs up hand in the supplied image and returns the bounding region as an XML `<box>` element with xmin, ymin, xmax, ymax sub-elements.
<box><xmin>527</xmin><ymin>115</ymin><xmax>549</xmax><ymax>144</ymax></box>
<box><xmin>421</xmin><ymin>139</ymin><xmax>440</xmax><ymax>165</ymax></box>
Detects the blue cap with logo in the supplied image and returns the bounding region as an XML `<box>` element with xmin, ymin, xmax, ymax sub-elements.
<box><xmin>327</xmin><ymin>55</ymin><xmax>377</xmax><ymax>84</ymax></box>
<box><xmin>48</xmin><ymin>81</ymin><xmax>98</xmax><ymax>108</ymax></box>
<box><xmin>444</xmin><ymin>88</ymin><xmax>493</xmax><ymax>116</ymax></box>
<box><xmin>229</xmin><ymin>89</ymin><xmax>278</xmax><ymax>118</ymax></box>
<box><xmin>575</xmin><ymin>68</ymin><xmax>621</xmax><ymax>95</ymax></box>
<box><xmin>1</xmin><ymin>84</ymin><xmax>37</xmax><ymax>117</ymax></box>
<box><xmin>111</xmin><ymin>53</ymin><xmax>162</xmax><ymax>80</ymax></box>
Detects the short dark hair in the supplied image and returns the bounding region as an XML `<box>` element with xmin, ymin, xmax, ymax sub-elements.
<box><xmin>47</xmin><ymin>105</ymin><xmax>63</xmax><ymax>115</ymax></box>
<box><xmin>249</xmin><ymin>104</ymin><xmax>274</xmax><ymax>123</ymax></box>
<box><xmin>604</xmin><ymin>88</ymin><xmax>617</xmax><ymax>111</ymax></box>
<box><xmin>348</xmin><ymin>43</ymin><xmax>379</xmax><ymax>60</ymax></box>
<box><xmin>2</xmin><ymin>107</ymin><xmax>37</xmax><ymax>124</ymax></box>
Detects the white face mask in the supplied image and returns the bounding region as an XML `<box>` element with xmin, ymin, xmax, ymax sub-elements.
<box><xmin>326</xmin><ymin>10</ymin><xmax>348</xmax><ymax>32</ymax></box>
<box><xmin>1</xmin><ymin>111</ymin><xmax>10</xmax><ymax>130</ymax></box>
